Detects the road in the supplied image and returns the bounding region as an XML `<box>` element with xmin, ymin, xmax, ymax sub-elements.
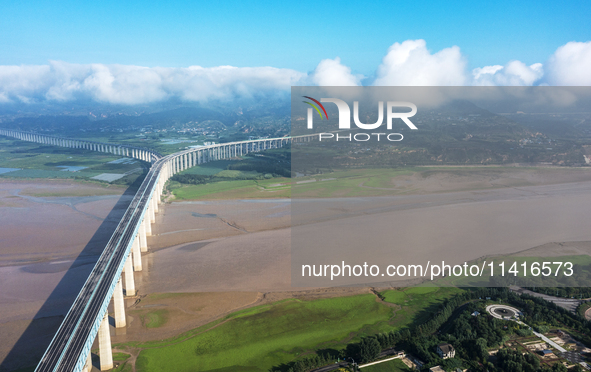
<box><xmin>510</xmin><ymin>286</ymin><xmax>582</xmax><ymax>313</ymax></box>
<box><xmin>533</xmin><ymin>331</ymin><xmax>567</xmax><ymax>353</ymax></box>
<box><xmin>309</xmin><ymin>348</ymin><xmax>404</xmax><ymax>372</ymax></box>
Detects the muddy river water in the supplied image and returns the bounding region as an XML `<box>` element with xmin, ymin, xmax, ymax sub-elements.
<box><xmin>3</xmin><ymin>173</ymin><xmax>591</xmax><ymax>370</ymax></box>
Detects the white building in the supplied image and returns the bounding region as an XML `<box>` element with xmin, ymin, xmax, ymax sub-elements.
<box><xmin>436</xmin><ymin>343</ymin><xmax>456</xmax><ymax>359</ymax></box>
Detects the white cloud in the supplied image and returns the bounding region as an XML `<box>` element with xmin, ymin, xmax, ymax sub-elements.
<box><xmin>0</xmin><ymin>64</ymin><xmax>52</xmax><ymax>101</ymax></box>
<box><xmin>373</xmin><ymin>39</ymin><xmax>468</xmax><ymax>86</ymax></box>
<box><xmin>472</xmin><ymin>61</ymin><xmax>543</xmax><ymax>86</ymax></box>
<box><xmin>0</xmin><ymin>62</ymin><xmax>306</xmax><ymax>104</ymax></box>
<box><xmin>544</xmin><ymin>41</ymin><xmax>591</xmax><ymax>86</ymax></box>
<box><xmin>0</xmin><ymin>39</ymin><xmax>590</xmax><ymax>105</ymax></box>
<box><xmin>472</xmin><ymin>65</ymin><xmax>504</xmax><ymax>80</ymax></box>
<box><xmin>310</xmin><ymin>57</ymin><xmax>362</xmax><ymax>86</ymax></box>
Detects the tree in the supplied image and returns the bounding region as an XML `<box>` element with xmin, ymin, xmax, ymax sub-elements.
<box><xmin>551</xmin><ymin>363</ymin><xmax>567</xmax><ymax>372</ymax></box>
<box><xmin>358</xmin><ymin>337</ymin><xmax>381</xmax><ymax>363</ymax></box>
<box><xmin>475</xmin><ymin>338</ymin><xmax>488</xmax><ymax>362</ymax></box>
<box><xmin>534</xmin><ymin>325</ymin><xmax>549</xmax><ymax>334</ymax></box>
<box><xmin>441</xmin><ymin>357</ymin><xmax>463</xmax><ymax>371</ymax></box>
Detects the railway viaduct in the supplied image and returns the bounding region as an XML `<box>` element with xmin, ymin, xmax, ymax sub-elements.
<box><xmin>0</xmin><ymin>128</ymin><xmax>314</xmax><ymax>372</ymax></box>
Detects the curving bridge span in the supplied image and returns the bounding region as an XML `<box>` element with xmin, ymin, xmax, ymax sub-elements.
<box><xmin>0</xmin><ymin>128</ymin><xmax>313</xmax><ymax>372</ymax></box>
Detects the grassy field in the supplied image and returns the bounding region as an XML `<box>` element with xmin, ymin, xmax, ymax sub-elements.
<box><xmin>291</xmin><ymin>169</ymin><xmax>416</xmax><ymax>198</ymax></box>
<box><xmin>131</xmin><ymin>294</ymin><xmax>393</xmax><ymax>371</ymax></box>
<box><xmin>109</xmin><ymin>352</ymin><xmax>132</xmax><ymax>372</ymax></box>
<box><xmin>115</xmin><ymin>287</ymin><xmax>466</xmax><ymax>372</ymax></box>
<box><xmin>169</xmin><ymin>167</ymin><xmax>418</xmax><ymax>200</ymax></box>
<box><xmin>171</xmin><ymin>177</ymin><xmax>290</xmax><ymax>200</ymax></box>
<box><xmin>168</xmin><ymin>157</ymin><xmax>290</xmax><ymax>199</ymax></box>
<box><xmin>179</xmin><ymin>160</ymin><xmax>240</xmax><ymax>175</ymax></box>
<box><xmin>0</xmin><ymin>138</ymin><xmax>119</xmax><ymax>170</ymax></box>
<box><xmin>362</xmin><ymin>358</ymin><xmax>412</xmax><ymax>372</ymax></box>
<box><xmin>141</xmin><ymin>309</ymin><xmax>169</xmax><ymax>328</ymax></box>
<box><xmin>0</xmin><ymin>138</ymin><xmax>147</xmax><ymax>185</ymax></box>
<box><xmin>379</xmin><ymin>286</ymin><xmax>464</xmax><ymax>327</ymax></box>
<box><xmin>168</xmin><ymin>165</ymin><xmax>591</xmax><ymax>201</ymax></box>
<box><xmin>18</xmin><ymin>186</ymin><xmax>125</xmax><ymax>197</ymax></box>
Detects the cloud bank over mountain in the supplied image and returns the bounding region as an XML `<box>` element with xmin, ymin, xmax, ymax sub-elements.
<box><xmin>1</xmin><ymin>40</ymin><xmax>590</xmax><ymax>105</ymax></box>
<box><xmin>0</xmin><ymin>62</ymin><xmax>305</xmax><ymax>105</ymax></box>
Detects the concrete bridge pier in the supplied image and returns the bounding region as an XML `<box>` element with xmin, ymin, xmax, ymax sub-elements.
<box><xmin>132</xmin><ymin>236</ymin><xmax>142</xmax><ymax>271</ymax></box>
<box><xmin>113</xmin><ymin>278</ymin><xmax>126</xmax><ymax>328</ymax></box>
<box><xmin>124</xmin><ymin>252</ymin><xmax>136</xmax><ymax>296</ymax></box>
<box><xmin>98</xmin><ymin>312</ymin><xmax>113</xmax><ymax>371</ymax></box>
<box><xmin>149</xmin><ymin>197</ymin><xmax>156</xmax><ymax>223</ymax></box>
<box><xmin>153</xmin><ymin>192</ymin><xmax>159</xmax><ymax>214</ymax></box>
<box><xmin>139</xmin><ymin>222</ymin><xmax>148</xmax><ymax>252</ymax></box>
<box><xmin>144</xmin><ymin>215</ymin><xmax>152</xmax><ymax>236</ymax></box>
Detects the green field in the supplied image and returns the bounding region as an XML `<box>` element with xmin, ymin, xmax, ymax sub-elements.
<box><xmin>162</xmin><ymin>163</ymin><xmax>591</xmax><ymax>201</ymax></box>
<box><xmin>142</xmin><ymin>309</ymin><xmax>169</xmax><ymax>328</ymax></box>
<box><xmin>18</xmin><ymin>186</ymin><xmax>125</xmax><ymax>197</ymax></box>
<box><xmin>110</xmin><ymin>352</ymin><xmax>132</xmax><ymax>372</ymax></box>
<box><xmin>167</xmin><ymin>155</ymin><xmax>290</xmax><ymax>199</ymax></box>
<box><xmin>114</xmin><ymin>287</ymin><xmax>465</xmax><ymax>372</ymax></box>
<box><xmin>179</xmin><ymin>160</ymin><xmax>240</xmax><ymax>175</ymax></box>
<box><xmin>379</xmin><ymin>286</ymin><xmax>463</xmax><ymax>327</ymax></box>
<box><xmin>0</xmin><ymin>137</ymin><xmax>146</xmax><ymax>185</ymax></box>
<box><xmin>291</xmin><ymin>169</ymin><xmax>416</xmax><ymax>198</ymax></box>
<box><xmin>132</xmin><ymin>295</ymin><xmax>392</xmax><ymax>371</ymax></box>
<box><xmin>171</xmin><ymin>177</ymin><xmax>290</xmax><ymax>200</ymax></box>
<box><xmin>362</xmin><ymin>358</ymin><xmax>412</xmax><ymax>372</ymax></box>
<box><xmin>169</xmin><ymin>167</ymin><xmax>421</xmax><ymax>200</ymax></box>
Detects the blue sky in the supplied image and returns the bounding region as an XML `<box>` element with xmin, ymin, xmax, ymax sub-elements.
<box><xmin>2</xmin><ymin>0</ymin><xmax>590</xmax><ymax>74</ymax></box>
